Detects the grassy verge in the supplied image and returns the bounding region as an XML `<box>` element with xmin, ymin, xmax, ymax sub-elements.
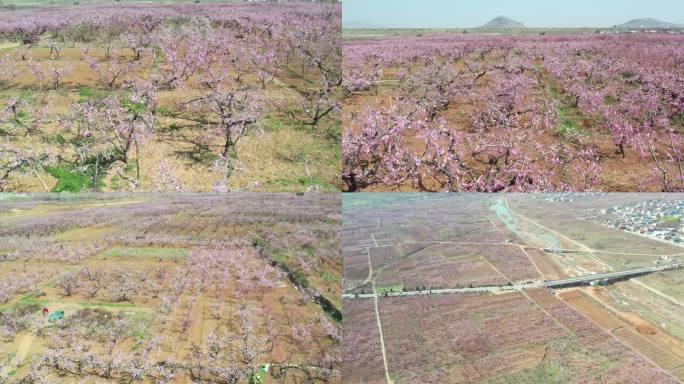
<box><xmin>251</xmin><ymin>234</ymin><xmax>341</xmax><ymax>322</ymax></box>
<box><xmin>101</xmin><ymin>246</ymin><xmax>189</xmax><ymax>260</ymax></box>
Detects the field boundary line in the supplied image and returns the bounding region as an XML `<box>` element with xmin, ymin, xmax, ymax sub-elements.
<box><xmin>519</xmin><ymin>245</ymin><xmax>544</xmax><ymax>277</ymax></box>
<box><xmin>372</xmin><ymin>281</ymin><xmax>393</xmax><ymax>384</ymax></box>
<box><xmin>630</xmin><ymin>278</ymin><xmax>684</xmax><ymax>308</ymax></box>
<box><xmin>557</xmin><ymin>290</ymin><xmax>684</xmax><ymax>383</ymax></box>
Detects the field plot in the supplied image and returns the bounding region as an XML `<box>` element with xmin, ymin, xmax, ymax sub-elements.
<box><xmin>342</xmin><ymin>194</ymin><xmax>507</xmax><ymax>292</ymax></box>
<box><xmin>342</xmin><ymin>32</ymin><xmax>684</xmax><ymax>192</ymax></box>
<box><xmin>0</xmin><ymin>2</ymin><xmax>340</xmax><ymax>192</ymax></box>
<box><xmin>0</xmin><ymin>193</ymin><xmax>341</xmax><ymax>383</ymax></box>
<box><xmin>342</xmin><ymin>193</ymin><xmax>684</xmax><ymax>383</ymax></box>
<box><xmin>341</xmin><ymin>299</ymin><xmax>384</xmax><ymax>384</ymax></box>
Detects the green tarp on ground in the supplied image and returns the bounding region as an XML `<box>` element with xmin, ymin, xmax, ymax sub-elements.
<box><xmin>249</xmin><ymin>364</ymin><xmax>270</xmax><ymax>384</ymax></box>
<box><xmin>48</xmin><ymin>310</ymin><xmax>64</xmax><ymax>322</ymax></box>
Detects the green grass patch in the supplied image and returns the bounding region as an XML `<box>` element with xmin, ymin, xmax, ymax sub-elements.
<box><xmin>375</xmin><ymin>284</ymin><xmax>404</xmax><ymax>295</ymax></box>
<box><xmin>77</xmin><ymin>85</ymin><xmax>95</xmax><ymax>99</ymax></box>
<box><xmin>101</xmin><ymin>246</ymin><xmax>188</xmax><ymax>260</ymax></box>
<box><xmin>599</xmin><ymin>360</ymin><xmax>616</xmax><ymax>373</ymax></box>
<box><xmin>543</xmin><ymin>72</ymin><xmax>589</xmax><ymax>140</ymax></box>
<box><xmin>250</xmin><ymin>233</ymin><xmax>310</xmax><ymax>290</ymax></box>
<box><xmin>262</xmin><ymin>114</ymin><xmax>289</xmax><ymax>133</ymax></box>
<box><xmin>485</xmin><ymin>361</ymin><xmax>562</xmax><ymax>383</ymax></box>
<box><xmin>660</xmin><ymin>215</ymin><xmax>680</xmax><ymax>222</ymax></box>
<box><xmin>14</xmin><ymin>293</ymin><xmax>49</xmax><ymax>308</ymax></box>
<box><xmin>264</xmin><ymin>135</ymin><xmax>340</xmax><ymax>192</ymax></box>
<box><xmin>467</xmin><ymin>310</ymin><xmax>483</xmax><ymax>326</ymax></box>
<box><xmin>268</xmin><ymin>249</ymin><xmax>290</xmax><ymax>264</ymax></box>
<box><xmin>132</xmin><ymin>323</ymin><xmax>149</xmax><ymax>343</ymax></box>
<box><xmin>45</xmin><ymin>164</ymin><xmax>101</xmax><ymax>192</ymax></box>
<box><xmin>155</xmin><ymin>105</ymin><xmax>173</xmax><ymax>116</ymax></box>
<box><xmin>77</xmin><ymin>301</ymin><xmax>138</xmax><ymax>309</ymax></box>
<box><xmin>554</xmin><ymin>101</ymin><xmax>587</xmax><ymax>138</ymax></box>
<box><xmin>556</xmin><ymin>120</ymin><xmax>585</xmax><ymax>138</ymax></box>
<box><xmin>603</xmin><ymin>94</ymin><xmax>618</xmax><ymax>105</ymax></box>
<box><xmin>291</xmin><ymin>140</ymin><xmax>340</xmax><ymax>166</ymax></box>
<box><xmin>53</xmin><ymin>226</ymin><xmax>112</xmax><ymax>241</ymax></box>
<box><xmin>264</xmin><ymin>175</ymin><xmax>337</xmax><ymax>192</ymax></box>
<box><xmin>672</xmin><ymin>113</ymin><xmax>684</xmax><ymax>133</ymax></box>
<box><xmin>18</xmin><ymin>90</ymin><xmax>34</xmax><ymax>103</ymax></box>
<box><xmin>320</xmin><ymin>271</ymin><xmax>338</xmax><ymax>283</ymax></box>
<box><xmin>189</xmin><ymin>146</ymin><xmax>219</xmax><ymax>164</ymax></box>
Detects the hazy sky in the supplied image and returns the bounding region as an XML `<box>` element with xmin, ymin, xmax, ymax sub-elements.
<box><xmin>343</xmin><ymin>0</ymin><xmax>684</xmax><ymax>28</ymax></box>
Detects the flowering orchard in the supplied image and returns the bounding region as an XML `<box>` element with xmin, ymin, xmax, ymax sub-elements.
<box><xmin>341</xmin><ymin>193</ymin><xmax>684</xmax><ymax>383</ymax></box>
<box><xmin>0</xmin><ymin>2</ymin><xmax>341</xmax><ymax>192</ymax></box>
<box><xmin>343</xmin><ymin>292</ymin><xmax>681</xmax><ymax>384</ymax></box>
<box><xmin>0</xmin><ymin>193</ymin><xmax>341</xmax><ymax>383</ymax></box>
<box><xmin>342</xmin><ymin>33</ymin><xmax>684</xmax><ymax>192</ymax></box>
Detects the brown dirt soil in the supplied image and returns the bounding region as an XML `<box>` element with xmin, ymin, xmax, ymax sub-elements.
<box><xmin>620</xmin><ymin>312</ymin><xmax>659</xmax><ymax>335</ymax></box>
<box><xmin>342</xmin><ymin>60</ymin><xmax>678</xmax><ymax>192</ymax></box>
<box><xmin>525</xmin><ymin>247</ymin><xmax>563</xmax><ymax>280</ymax></box>
<box><xmin>3</xmin><ymin>44</ymin><xmax>339</xmax><ymax>192</ymax></box>
<box><xmin>559</xmin><ymin>288</ymin><xmax>623</xmax><ymax>330</ymax></box>
<box><xmin>1</xmin><ymin>255</ymin><xmax>334</xmax><ymax>382</ymax></box>
<box><xmin>564</xmin><ymin>285</ymin><xmax>684</xmax><ymax>380</ymax></box>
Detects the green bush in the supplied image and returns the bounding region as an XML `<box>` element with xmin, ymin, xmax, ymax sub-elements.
<box><xmin>46</xmin><ymin>164</ymin><xmax>100</xmax><ymax>192</ymax></box>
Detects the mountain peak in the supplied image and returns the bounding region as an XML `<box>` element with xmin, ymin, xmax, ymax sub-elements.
<box><xmin>480</xmin><ymin>16</ymin><xmax>526</xmax><ymax>29</ymax></box>
<box><xmin>616</xmin><ymin>18</ymin><xmax>682</xmax><ymax>29</ymax></box>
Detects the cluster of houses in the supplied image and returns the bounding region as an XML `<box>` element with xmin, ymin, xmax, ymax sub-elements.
<box><xmin>599</xmin><ymin>30</ymin><xmax>684</xmax><ymax>34</ymax></box>
<box><xmin>538</xmin><ymin>192</ymin><xmax>606</xmax><ymax>202</ymax></box>
<box><xmin>589</xmin><ymin>199</ymin><xmax>684</xmax><ymax>243</ymax></box>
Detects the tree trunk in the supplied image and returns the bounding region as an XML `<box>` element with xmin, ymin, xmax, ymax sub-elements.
<box><xmin>343</xmin><ymin>174</ymin><xmax>357</xmax><ymax>192</ymax></box>
<box><xmin>93</xmin><ymin>154</ymin><xmax>99</xmax><ymax>191</ymax></box>
<box><xmin>135</xmin><ymin>139</ymin><xmax>141</xmax><ymax>181</ymax></box>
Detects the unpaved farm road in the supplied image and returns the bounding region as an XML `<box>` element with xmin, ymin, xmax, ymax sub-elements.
<box><xmin>1</xmin><ymin>333</ymin><xmax>36</xmax><ymax>376</ymax></box>
<box><xmin>372</xmin><ymin>281</ymin><xmax>393</xmax><ymax>384</ymax></box>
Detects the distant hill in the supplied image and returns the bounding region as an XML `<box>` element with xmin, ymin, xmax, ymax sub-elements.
<box><xmin>480</xmin><ymin>16</ymin><xmax>526</xmax><ymax>29</ymax></box>
<box><xmin>615</xmin><ymin>18</ymin><xmax>683</xmax><ymax>29</ymax></box>
<box><xmin>344</xmin><ymin>21</ymin><xmax>386</xmax><ymax>29</ymax></box>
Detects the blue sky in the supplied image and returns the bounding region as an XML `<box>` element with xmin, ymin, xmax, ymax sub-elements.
<box><xmin>343</xmin><ymin>0</ymin><xmax>684</xmax><ymax>28</ymax></box>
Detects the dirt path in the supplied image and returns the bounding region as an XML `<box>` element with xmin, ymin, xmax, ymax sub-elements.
<box><xmin>347</xmin><ymin>247</ymin><xmax>373</xmax><ymax>293</ymax></box>
<box><xmin>346</xmin><ymin>242</ymin><xmax>440</xmax><ymax>293</ymax></box>
<box><xmin>519</xmin><ymin>245</ymin><xmax>544</xmax><ymax>277</ymax></box>
<box><xmin>15</xmin><ymin>333</ymin><xmax>35</xmax><ymax>365</ymax></box>
<box><xmin>93</xmin><ymin>200</ymin><xmax>145</xmax><ymax>207</ymax></box>
<box><xmin>364</xmin><ymin>236</ymin><xmax>393</xmax><ymax>384</ymax></box>
<box><xmin>372</xmin><ymin>281</ymin><xmax>393</xmax><ymax>384</ymax></box>
<box><xmin>1</xmin><ymin>333</ymin><xmax>36</xmax><ymax>376</ymax></box>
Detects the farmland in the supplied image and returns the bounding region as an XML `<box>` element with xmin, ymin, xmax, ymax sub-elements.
<box><xmin>342</xmin><ymin>193</ymin><xmax>684</xmax><ymax>383</ymax></box>
<box><xmin>0</xmin><ymin>193</ymin><xmax>341</xmax><ymax>383</ymax></box>
<box><xmin>0</xmin><ymin>1</ymin><xmax>341</xmax><ymax>192</ymax></box>
<box><xmin>342</xmin><ymin>32</ymin><xmax>684</xmax><ymax>192</ymax></box>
